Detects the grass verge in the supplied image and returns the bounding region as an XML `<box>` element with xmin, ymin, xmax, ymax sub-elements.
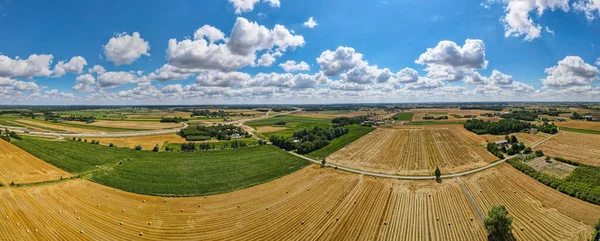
<box><xmin>559</xmin><ymin>126</ymin><xmax>600</xmax><ymax>135</ymax></box>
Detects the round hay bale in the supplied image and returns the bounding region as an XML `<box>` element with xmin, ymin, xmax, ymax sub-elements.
<box><xmin>180</xmin><ymin>209</ymin><xmax>183</xmax><ymax>212</ymax></box>
<box><xmin>5</xmin><ymin>216</ymin><xmax>8</xmax><ymax>219</ymax></box>
<box><xmin>58</xmin><ymin>211</ymin><xmax>62</xmax><ymax>214</ymax></box>
<box><xmin>266</xmin><ymin>207</ymin><xmax>269</xmax><ymax>210</ymax></box>
<box><xmin>16</xmin><ymin>223</ymin><xmax>19</xmax><ymax>226</ymax></box>
<box><xmin>26</xmin><ymin>229</ymin><xmax>29</xmax><ymax>233</ymax></box>
<box><xmin>122</xmin><ymin>209</ymin><xmax>125</xmax><ymax>212</ymax></box>
<box><xmin>92</xmin><ymin>195</ymin><xmax>94</xmax><ymax>198</ymax></box>
<box><xmin>383</xmin><ymin>221</ymin><xmax>387</xmax><ymax>225</ymax></box>
<box><xmin>143</xmin><ymin>200</ymin><xmax>146</xmax><ymax>203</ymax></box>
<box><xmin>74</xmin><ymin>211</ymin><xmax>77</xmax><ymax>214</ymax></box>
<box><xmin>164</xmin><ymin>199</ymin><xmax>167</xmax><ymax>203</ymax></box>
<box><xmin>35</xmin><ymin>229</ymin><xmax>38</xmax><ymax>233</ymax></box>
<box><xmin>97</xmin><ymin>204</ymin><xmax>100</xmax><ymax>207</ymax></box>
<box><xmin>59</xmin><ymin>197</ymin><xmax>61</xmax><ymax>200</ymax></box>
<box><xmin>106</xmin><ymin>194</ymin><xmax>109</xmax><ymax>197</ymax></box>
<box><xmin>77</xmin><ymin>217</ymin><xmax>80</xmax><ymax>220</ymax></box>
<box><xmin>335</xmin><ymin>217</ymin><xmax>339</xmax><ymax>222</ymax></box>
<box><xmin>448</xmin><ymin>222</ymin><xmax>451</xmax><ymax>226</ymax></box>
<box><xmin>148</xmin><ymin>221</ymin><xmax>152</xmax><ymax>225</ymax></box>
<box><xmin>520</xmin><ymin>226</ymin><xmax>524</xmax><ymax>231</ymax></box>
<box><xmin>529</xmin><ymin>219</ymin><xmax>533</xmax><ymax>223</ymax></box>
<box><xmin>120</xmin><ymin>222</ymin><xmax>123</xmax><ymax>225</ymax></box>
<box><xmin>80</xmin><ymin>230</ymin><xmax>84</xmax><ymax>234</ymax></box>
<box><xmin>139</xmin><ymin>232</ymin><xmax>143</xmax><ymax>236</ymax></box>
<box><xmin>326</xmin><ymin>211</ymin><xmax>329</xmax><ymax>214</ymax></box>
<box><xmin>113</xmin><ymin>188</ymin><xmax>116</xmax><ymax>191</ymax></box>
<box><xmin>301</xmin><ymin>221</ymin><xmax>304</xmax><ymax>225</ymax></box>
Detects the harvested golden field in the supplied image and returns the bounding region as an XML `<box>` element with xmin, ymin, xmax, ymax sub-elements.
<box><xmin>464</xmin><ymin>165</ymin><xmax>595</xmax><ymax>240</ymax></box>
<box><xmin>294</xmin><ymin>110</ymin><xmax>386</xmax><ymax>118</ymax></box>
<box><xmin>556</xmin><ymin>120</ymin><xmax>600</xmax><ymax>130</ymax></box>
<box><xmin>88</xmin><ymin>134</ymin><xmax>188</xmax><ymax>150</ymax></box>
<box><xmin>327</xmin><ymin>127</ymin><xmax>497</xmax><ymax>175</ymax></box>
<box><xmin>127</xmin><ymin>111</ymin><xmax>192</xmax><ymax>119</ymax></box>
<box><xmin>0</xmin><ymin>165</ymin><xmax>595</xmax><ymax>240</ymax></box>
<box><xmin>0</xmin><ymin>139</ymin><xmax>71</xmax><ymax>184</ymax></box>
<box><xmin>14</xmin><ymin>119</ymin><xmax>102</xmax><ymax>133</ymax></box>
<box><xmin>70</xmin><ymin>120</ymin><xmax>181</xmax><ymax>130</ymax></box>
<box><xmin>256</xmin><ymin>126</ymin><xmax>288</xmax><ymax>133</ymax></box>
<box><xmin>479</xmin><ymin>132</ymin><xmax>549</xmax><ymax>147</ymax></box>
<box><xmin>535</xmin><ymin>131</ymin><xmax>600</xmax><ymax>166</ymax></box>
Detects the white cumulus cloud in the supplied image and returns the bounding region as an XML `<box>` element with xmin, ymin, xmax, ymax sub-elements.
<box><xmin>541</xmin><ymin>56</ymin><xmax>599</xmax><ymax>87</ymax></box>
<box><xmin>53</xmin><ymin>56</ymin><xmax>87</xmax><ymax>77</ymax></box>
<box><xmin>0</xmin><ymin>54</ymin><xmax>53</xmax><ymax>79</ymax></box>
<box><xmin>304</xmin><ymin>17</ymin><xmax>318</xmax><ymax>28</ymax></box>
<box><xmin>104</xmin><ymin>32</ymin><xmax>150</xmax><ymax>66</ymax></box>
<box><xmin>279</xmin><ymin>60</ymin><xmax>310</xmax><ymax>72</ymax></box>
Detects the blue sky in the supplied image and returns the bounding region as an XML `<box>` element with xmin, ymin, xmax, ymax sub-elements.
<box><xmin>1</xmin><ymin>0</ymin><xmax>600</xmax><ymax>104</ymax></box>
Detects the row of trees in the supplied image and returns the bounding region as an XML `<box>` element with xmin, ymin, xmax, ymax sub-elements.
<box><xmin>160</xmin><ymin>117</ymin><xmax>188</xmax><ymax>123</ymax></box>
<box><xmin>465</xmin><ymin>119</ymin><xmax>532</xmax><ymax>135</ymax></box>
<box><xmin>500</xmin><ymin>110</ymin><xmax>538</xmax><ymax>121</ymax></box>
<box><xmin>191</xmin><ymin>110</ymin><xmax>229</xmax><ymax>117</ymax></box>
<box><xmin>1</xmin><ymin>128</ymin><xmax>22</xmax><ymax>142</ymax></box>
<box><xmin>178</xmin><ymin>124</ymin><xmax>250</xmax><ymax>141</ymax></box>
<box><xmin>507</xmin><ymin>158</ymin><xmax>600</xmax><ymax>205</ymax></box>
<box><xmin>332</xmin><ymin>116</ymin><xmax>369</xmax><ymax>126</ymax></box>
<box><xmin>179</xmin><ymin>140</ymin><xmax>249</xmax><ymax>152</ymax></box>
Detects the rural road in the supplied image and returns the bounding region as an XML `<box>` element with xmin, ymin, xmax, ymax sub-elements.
<box><xmin>288</xmin><ymin>132</ymin><xmax>557</xmax><ymax>180</ymax></box>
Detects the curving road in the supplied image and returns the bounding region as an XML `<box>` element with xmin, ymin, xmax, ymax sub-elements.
<box><xmin>288</xmin><ymin>132</ymin><xmax>557</xmax><ymax>180</ymax></box>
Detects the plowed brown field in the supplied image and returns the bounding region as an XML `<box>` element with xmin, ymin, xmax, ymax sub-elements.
<box><xmin>0</xmin><ymin>165</ymin><xmax>595</xmax><ymax>240</ymax></box>
<box><xmin>327</xmin><ymin>127</ymin><xmax>497</xmax><ymax>175</ymax></box>
<box><xmin>0</xmin><ymin>139</ymin><xmax>71</xmax><ymax>184</ymax></box>
<box><xmin>534</xmin><ymin>131</ymin><xmax>600</xmax><ymax>166</ymax></box>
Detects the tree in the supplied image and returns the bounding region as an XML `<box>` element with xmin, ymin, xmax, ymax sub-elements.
<box><xmin>135</xmin><ymin>145</ymin><xmax>143</xmax><ymax>151</ymax></box>
<box><xmin>510</xmin><ymin>135</ymin><xmax>518</xmax><ymax>144</ymax></box>
<box><xmin>484</xmin><ymin>205</ymin><xmax>515</xmax><ymax>241</ymax></box>
<box><xmin>321</xmin><ymin>159</ymin><xmax>326</xmax><ymax>168</ymax></box>
<box><xmin>595</xmin><ymin>218</ymin><xmax>600</xmax><ymax>232</ymax></box>
<box><xmin>109</xmin><ymin>143</ymin><xmax>115</xmax><ymax>147</ymax></box>
<box><xmin>535</xmin><ymin>150</ymin><xmax>544</xmax><ymax>157</ymax></box>
<box><xmin>434</xmin><ymin>167</ymin><xmax>441</xmax><ymax>180</ymax></box>
<box><xmin>152</xmin><ymin>144</ymin><xmax>159</xmax><ymax>152</ymax></box>
<box><xmin>523</xmin><ymin>147</ymin><xmax>532</xmax><ymax>154</ymax></box>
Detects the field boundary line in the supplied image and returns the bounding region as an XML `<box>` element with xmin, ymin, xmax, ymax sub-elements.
<box><xmin>288</xmin><ymin>132</ymin><xmax>558</xmax><ymax>180</ymax></box>
<box><xmin>457</xmin><ymin>177</ymin><xmax>484</xmax><ymax>222</ymax></box>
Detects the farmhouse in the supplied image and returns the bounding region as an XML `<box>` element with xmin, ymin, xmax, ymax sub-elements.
<box><xmin>231</xmin><ymin>133</ymin><xmax>242</xmax><ymax>139</ymax></box>
<box><xmin>494</xmin><ymin>140</ymin><xmax>509</xmax><ymax>147</ymax></box>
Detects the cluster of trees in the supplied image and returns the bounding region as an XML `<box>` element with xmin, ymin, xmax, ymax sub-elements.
<box><xmin>160</xmin><ymin>117</ymin><xmax>188</xmax><ymax>123</ymax></box>
<box><xmin>486</xmin><ymin>142</ymin><xmax>505</xmax><ymax>159</ymax></box>
<box><xmin>332</xmin><ymin>116</ymin><xmax>369</xmax><ymax>126</ymax></box>
<box><xmin>178</xmin><ymin>124</ymin><xmax>250</xmax><ymax>141</ymax></box>
<box><xmin>274</xmin><ymin>121</ymin><xmax>286</xmax><ymax>125</ymax></box>
<box><xmin>570</xmin><ymin>112</ymin><xmax>589</xmax><ymax>120</ymax></box>
<box><xmin>191</xmin><ymin>110</ymin><xmax>229</xmax><ymax>117</ymax></box>
<box><xmin>63</xmin><ymin>115</ymin><xmax>95</xmax><ymax>123</ymax></box>
<box><xmin>423</xmin><ymin>115</ymin><xmax>448</xmax><ymax>120</ymax></box>
<box><xmin>465</xmin><ymin>119</ymin><xmax>531</xmax><ymax>135</ymax></box>
<box><xmin>537</xmin><ymin>122</ymin><xmax>558</xmax><ymax>134</ymax></box>
<box><xmin>271</xmin><ymin>107</ymin><xmax>295</xmax><ymax>112</ymax></box>
<box><xmin>507</xmin><ymin>158</ymin><xmax>600</xmax><ymax>205</ymax></box>
<box><xmin>271</xmin><ymin>126</ymin><xmax>349</xmax><ymax>154</ymax></box>
<box><xmin>500</xmin><ymin>110</ymin><xmax>538</xmax><ymax>121</ymax></box>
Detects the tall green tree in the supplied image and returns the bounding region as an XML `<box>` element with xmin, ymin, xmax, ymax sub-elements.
<box><xmin>484</xmin><ymin>205</ymin><xmax>515</xmax><ymax>241</ymax></box>
<box><xmin>434</xmin><ymin>167</ymin><xmax>441</xmax><ymax>180</ymax></box>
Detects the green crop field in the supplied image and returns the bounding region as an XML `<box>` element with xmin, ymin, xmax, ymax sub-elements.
<box><xmin>12</xmin><ymin>137</ymin><xmax>310</xmax><ymax>196</ymax></box>
<box><xmin>246</xmin><ymin>115</ymin><xmax>332</xmax><ymax>138</ymax></box>
<box><xmin>305</xmin><ymin>125</ymin><xmax>374</xmax><ymax>160</ymax></box>
<box><xmin>393</xmin><ymin>112</ymin><xmax>413</xmax><ymax>121</ymax></box>
<box><xmin>559</xmin><ymin>126</ymin><xmax>600</xmax><ymax>135</ymax></box>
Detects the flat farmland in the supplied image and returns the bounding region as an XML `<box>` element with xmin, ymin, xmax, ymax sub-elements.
<box><xmin>293</xmin><ymin>110</ymin><xmax>386</xmax><ymax>118</ymax></box>
<box><xmin>86</xmin><ymin>134</ymin><xmax>188</xmax><ymax>150</ymax></box>
<box><xmin>327</xmin><ymin>126</ymin><xmax>497</xmax><ymax>175</ymax></box>
<box><xmin>70</xmin><ymin>120</ymin><xmax>182</xmax><ymax>130</ymax></box>
<box><xmin>0</xmin><ymin>165</ymin><xmax>595</xmax><ymax>240</ymax></box>
<box><xmin>0</xmin><ymin>139</ymin><xmax>71</xmax><ymax>184</ymax></box>
<box><xmin>535</xmin><ymin>131</ymin><xmax>600</xmax><ymax>166</ymax></box>
<box><xmin>464</xmin><ymin>165</ymin><xmax>596</xmax><ymax>240</ymax></box>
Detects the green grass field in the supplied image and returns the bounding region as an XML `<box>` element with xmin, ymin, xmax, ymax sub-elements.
<box><xmin>246</xmin><ymin>115</ymin><xmax>332</xmax><ymax>138</ymax></box>
<box><xmin>305</xmin><ymin>125</ymin><xmax>374</xmax><ymax>160</ymax></box>
<box><xmin>0</xmin><ymin>118</ymin><xmax>24</xmax><ymax>127</ymax></box>
<box><xmin>559</xmin><ymin>126</ymin><xmax>600</xmax><ymax>135</ymax></box>
<box><xmin>51</xmin><ymin>121</ymin><xmax>149</xmax><ymax>132</ymax></box>
<box><xmin>393</xmin><ymin>112</ymin><xmax>414</xmax><ymax>121</ymax></box>
<box><xmin>12</xmin><ymin>137</ymin><xmax>310</xmax><ymax>196</ymax></box>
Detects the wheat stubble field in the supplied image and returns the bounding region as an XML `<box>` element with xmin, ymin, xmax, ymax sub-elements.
<box><xmin>0</xmin><ymin>139</ymin><xmax>71</xmax><ymax>184</ymax></box>
<box><xmin>327</xmin><ymin>126</ymin><xmax>497</xmax><ymax>175</ymax></box>
<box><xmin>0</xmin><ymin>164</ymin><xmax>595</xmax><ymax>240</ymax></box>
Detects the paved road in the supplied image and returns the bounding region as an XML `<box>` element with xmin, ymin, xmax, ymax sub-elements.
<box><xmin>288</xmin><ymin>133</ymin><xmax>557</xmax><ymax>180</ymax></box>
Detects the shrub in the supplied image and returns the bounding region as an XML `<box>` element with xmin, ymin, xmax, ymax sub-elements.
<box><xmin>109</xmin><ymin>143</ymin><xmax>115</xmax><ymax>147</ymax></box>
<box><xmin>535</xmin><ymin>150</ymin><xmax>544</xmax><ymax>157</ymax></box>
<box><xmin>91</xmin><ymin>140</ymin><xmax>96</xmax><ymax>144</ymax></box>
<box><xmin>523</xmin><ymin>147</ymin><xmax>532</xmax><ymax>154</ymax></box>
<box><xmin>77</xmin><ymin>138</ymin><xmax>82</xmax><ymax>142</ymax></box>
<box><xmin>84</xmin><ymin>139</ymin><xmax>87</xmax><ymax>143</ymax></box>
<box><xmin>152</xmin><ymin>144</ymin><xmax>159</xmax><ymax>152</ymax></box>
<box><xmin>134</xmin><ymin>145</ymin><xmax>143</xmax><ymax>151</ymax></box>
